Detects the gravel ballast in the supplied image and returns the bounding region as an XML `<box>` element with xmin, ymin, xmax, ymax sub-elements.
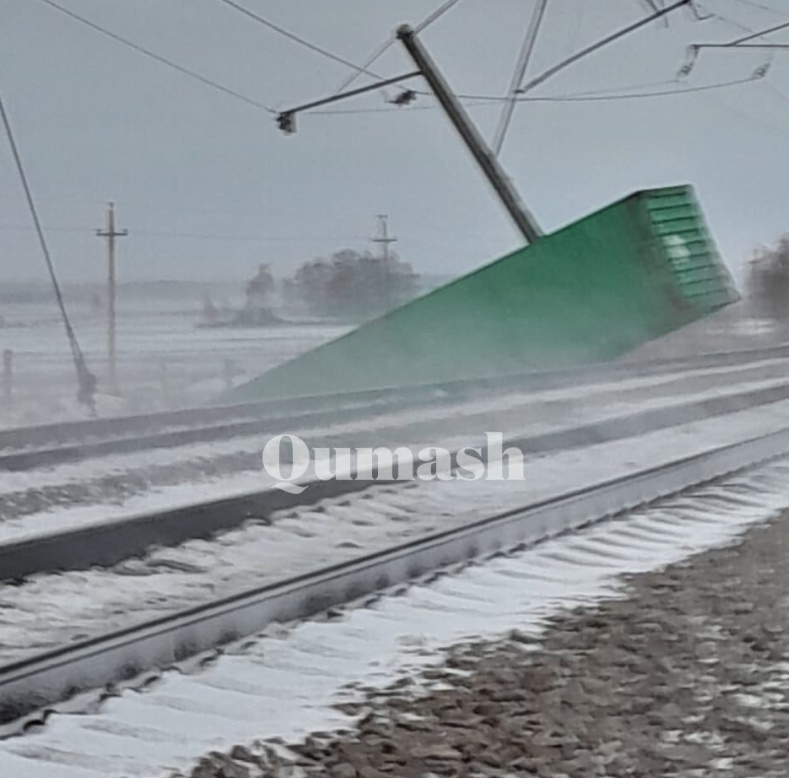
<box><xmin>183</xmin><ymin>509</ymin><xmax>789</xmax><ymax>778</ymax></box>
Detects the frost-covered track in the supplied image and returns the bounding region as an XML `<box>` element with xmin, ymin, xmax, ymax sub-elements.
<box><xmin>0</xmin><ymin>395</ymin><xmax>419</xmax><ymax>473</ymax></box>
<box><xmin>2</xmin><ymin>463</ymin><xmax>787</xmax><ymax>778</ymax></box>
<box><xmin>2</xmin><ymin>344</ymin><xmax>789</xmax><ymax>471</ymax></box>
<box><xmin>5</xmin><ymin>376</ymin><xmax>789</xmax><ymax>582</ymax></box>
<box><xmin>2</xmin><ymin>423</ymin><xmax>789</xmax><ymax>731</ymax></box>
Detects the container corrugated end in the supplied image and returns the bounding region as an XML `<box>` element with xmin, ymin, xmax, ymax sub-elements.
<box><xmin>643</xmin><ymin>185</ymin><xmax>739</xmax><ymax>311</ymax></box>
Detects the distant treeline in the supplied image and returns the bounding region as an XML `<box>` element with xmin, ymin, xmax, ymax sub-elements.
<box><xmin>236</xmin><ymin>249</ymin><xmax>420</xmax><ymax>321</ymax></box>
<box><xmin>282</xmin><ymin>249</ymin><xmax>419</xmax><ymax>318</ymax></box>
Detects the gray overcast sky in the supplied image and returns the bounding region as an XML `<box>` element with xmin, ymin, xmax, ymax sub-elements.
<box><xmin>1</xmin><ymin>0</ymin><xmax>789</xmax><ymax>285</ymax></box>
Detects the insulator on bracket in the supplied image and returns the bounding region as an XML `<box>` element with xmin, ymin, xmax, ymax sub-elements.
<box><xmin>677</xmin><ymin>45</ymin><xmax>699</xmax><ymax>78</ymax></box>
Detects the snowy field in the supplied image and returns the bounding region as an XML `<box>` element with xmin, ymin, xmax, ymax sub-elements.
<box><xmin>0</xmin><ymin>299</ymin><xmax>349</xmax><ymax>429</ymax></box>
<box><xmin>0</xmin><ymin>294</ymin><xmax>784</xmax><ymax>431</ymax></box>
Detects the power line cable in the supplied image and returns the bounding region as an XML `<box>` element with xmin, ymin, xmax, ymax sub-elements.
<box><xmin>640</xmin><ymin>0</ymin><xmax>670</xmax><ymax>26</ymax></box>
<box><xmin>697</xmin><ymin>6</ymin><xmax>755</xmax><ymax>34</ymax></box>
<box><xmin>333</xmin><ymin>38</ymin><xmax>401</xmax><ymax>98</ymax></box>
<box><xmin>414</xmin><ymin>0</ymin><xmax>468</xmax><ymax>34</ymax></box>
<box><xmin>469</xmin><ymin>75</ymin><xmax>760</xmax><ymax>102</ymax></box>
<box><xmin>694</xmin><ymin>0</ymin><xmax>788</xmax><ymax>34</ymax></box>
<box><xmin>727</xmin><ymin>0</ymin><xmax>789</xmax><ymax>17</ymax></box>
<box><xmin>761</xmin><ymin>77</ymin><xmax>789</xmax><ymax>106</ymax></box>
<box><xmin>295</xmin><ymin>0</ymin><xmax>698</xmax><ymax>124</ymax></box>
<box><xmin>134</xmin><ymin>230</ymin><xmax>371</xmax><ymax>242</ymax></box>
<box><xmin>691</xmin><ymin>42</ymin><xmax>789</xmax><ymax>47</ymax></box>
<box><xmin>219</xmin><ymin>0</ymin><xmax>463</xmax><ymax>108</ymax></box>
<box><xmin>701</xmin><ymin>81</ymin><xmax>789</xmax><ymax>136</ymax></box>
<box><xmin>333</xmin><ymin>0</ymin><xmax>467</xmax><ymax>95</ymax></box>
<box><xmin>729</xmin><ymin>19</ymin><xmax>789</xmax><ymax>43</ymax></box>
<box><xmin>0</xmin><ymin>225</ymin><xmax>372</xmax><ymax>242</ymax></box>
<box><xmin>0</xmin><ymin>76</ymin><xmax>97</xmax><ymax>410</ymax></box>
<box><xmin>215</xmin><ymin>0</ymin><xmax>387</xmax><ymax>81</ymax></box>
<box><xmin>527</xmin><ymin>76</ymin><xmax>683</xmax><ymax>97</ymax></box>
<box><xmin>0</xmin><ymin>225</ymin><xmax>87</xmax><ymax>233</ymax></box>
<box><xmin>492</xmin><ymin>0</ymin><xmax>708</xmax><ymax>153</ymax></box>
<box><xmin>681</xmin><ymin>18</ymin><xmax>789</xmax><ymax>75</ymax></box>
<box><xmin>34</xmin><ymin>0</ymin><xmax>275</xmax><ymax>113</ymax></box>
<box><xmin>517</xmin><ymin>0</ymin><xmax>693</xmax><ymax>95</ymax></box>
<box><xmin>315</xmin><ymin>100</ymin><xmax>494</xmax><ymax>115</ymax></box>
<box><xmin>519</xmin><ymin>74</ymin><xmax>759</xmax><ymax>100</ymax></box>
<box><xmin>314</xmin><ymin>74</ymin><xmax>759</xmax><ymax>114</ymax></box>
<box><xmin>493</xmin><ymin>0</ymin><xmax>549</xmax><ymax>156</ymax></box>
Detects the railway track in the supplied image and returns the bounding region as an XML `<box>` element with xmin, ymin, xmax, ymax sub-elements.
<box><xmin>2</xmin><ymin>343</ymin><xmax>789</xmax><ymax>472</ymax></box>
<box><xmin>4</xmin><ymin>373</ymin><xmax>789</xmax><ymax>580</ymax></box>
<box><xmin>2</xmin><ymin>416</ymin><xmax>789</xmax><ymax>736</ymax></box>
<box><xmin>2</xmin><ymin>350</ymin><xmax>788</xmax><ymax>556</ymax></box>
<box><xmin>2</xmin><ymin>348</ymin><xmax>789</xmax><ymax>776</ymax></box>
<box><xmin>0</xmin><ymin>446</ymin><xmax>787</xmax><ymax>778</ymax></box>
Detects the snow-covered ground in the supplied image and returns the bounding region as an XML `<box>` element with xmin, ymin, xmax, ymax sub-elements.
<box><xmin>2</xmin><ymin>359</ymin><xmax>788</xmax><ymax>544</ymax></box>
<box><xmin>1</xmin><ymin>457</ymin><xmax>786</xmax><ymax>778</ymax></box>
<box><xmin>0</xmin><ymin>299</ymin><xmax>349</xmax><ymax>429</ymax></box>
<box><xmin>2</xmin><ymin>397</ymin><xmax>789</xmax><ymax>667</ymax></box>
<box><xmin>3</xmin><ymin>300</ymin><xmax>789</xmax><ymax>776</ymax></box>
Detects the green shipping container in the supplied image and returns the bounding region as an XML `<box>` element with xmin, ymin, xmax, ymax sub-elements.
<box><xmin>226</xmin><ymin>185</ymin><xmax>738</xmax><ymax>402</ymax></box>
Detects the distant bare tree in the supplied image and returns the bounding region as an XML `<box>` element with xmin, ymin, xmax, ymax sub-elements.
<box><xmin>236</xmin><ymin>263</ymin><xmax>279</xmax><ymax>326</ymax></box>
<box><xmin>245</xmin><ymin>264</ymin><xmax>275</xmax><ymax>310</ymax></box>
<box><xmin>747</xmin><ymin>236</ymin><xmax>789</xmax><ymax>320</ymax></box>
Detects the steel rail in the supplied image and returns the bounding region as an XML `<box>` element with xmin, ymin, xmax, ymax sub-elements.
<box><xmin>2</xmin><ymin>421</ymin><xmax>789</xmax><ymax>726</ymax></box>
<box><xmin>2</xmin><ymin>343</ymin><xmax>789</xmax><ymax>458</ymax></box>
<box><xmin>3</xmin><ymin>377</ymin><xmax>789</xmax><ymax>582</ymax></box>
<box><xmin>0</xmin><ymin>395</ymin><xmax>417</xmax><ymax>472</ymax></box>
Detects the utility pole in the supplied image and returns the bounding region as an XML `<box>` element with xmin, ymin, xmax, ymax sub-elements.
<box><xmin>372</xmin><ymin>214</ymin><xmax>398</xmax><ymax>262</ymax></box>
<box><xmin>96</xmin><ymin>201</ymin><xmax>128</xmax><ymax>394</ymax></box>
<box><xmin>492</xmin><ymin>0</ymin><xmax>549</xmax><ymax>157</ymax></box>
<box><xmin>396</xmin><ymin>25</ymin><xmax>543</xmax><ymax>244</ymax></box>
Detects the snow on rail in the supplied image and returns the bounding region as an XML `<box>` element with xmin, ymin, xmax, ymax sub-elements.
<box><xmin>1</xmin><ymin>397</ymin><xmax>788</xmax><ymax>666</ymax></box>
<box><xmin>1</xmin><ymin>459</ymin><xmax>787</xmax><ymax>777</ymax></box>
